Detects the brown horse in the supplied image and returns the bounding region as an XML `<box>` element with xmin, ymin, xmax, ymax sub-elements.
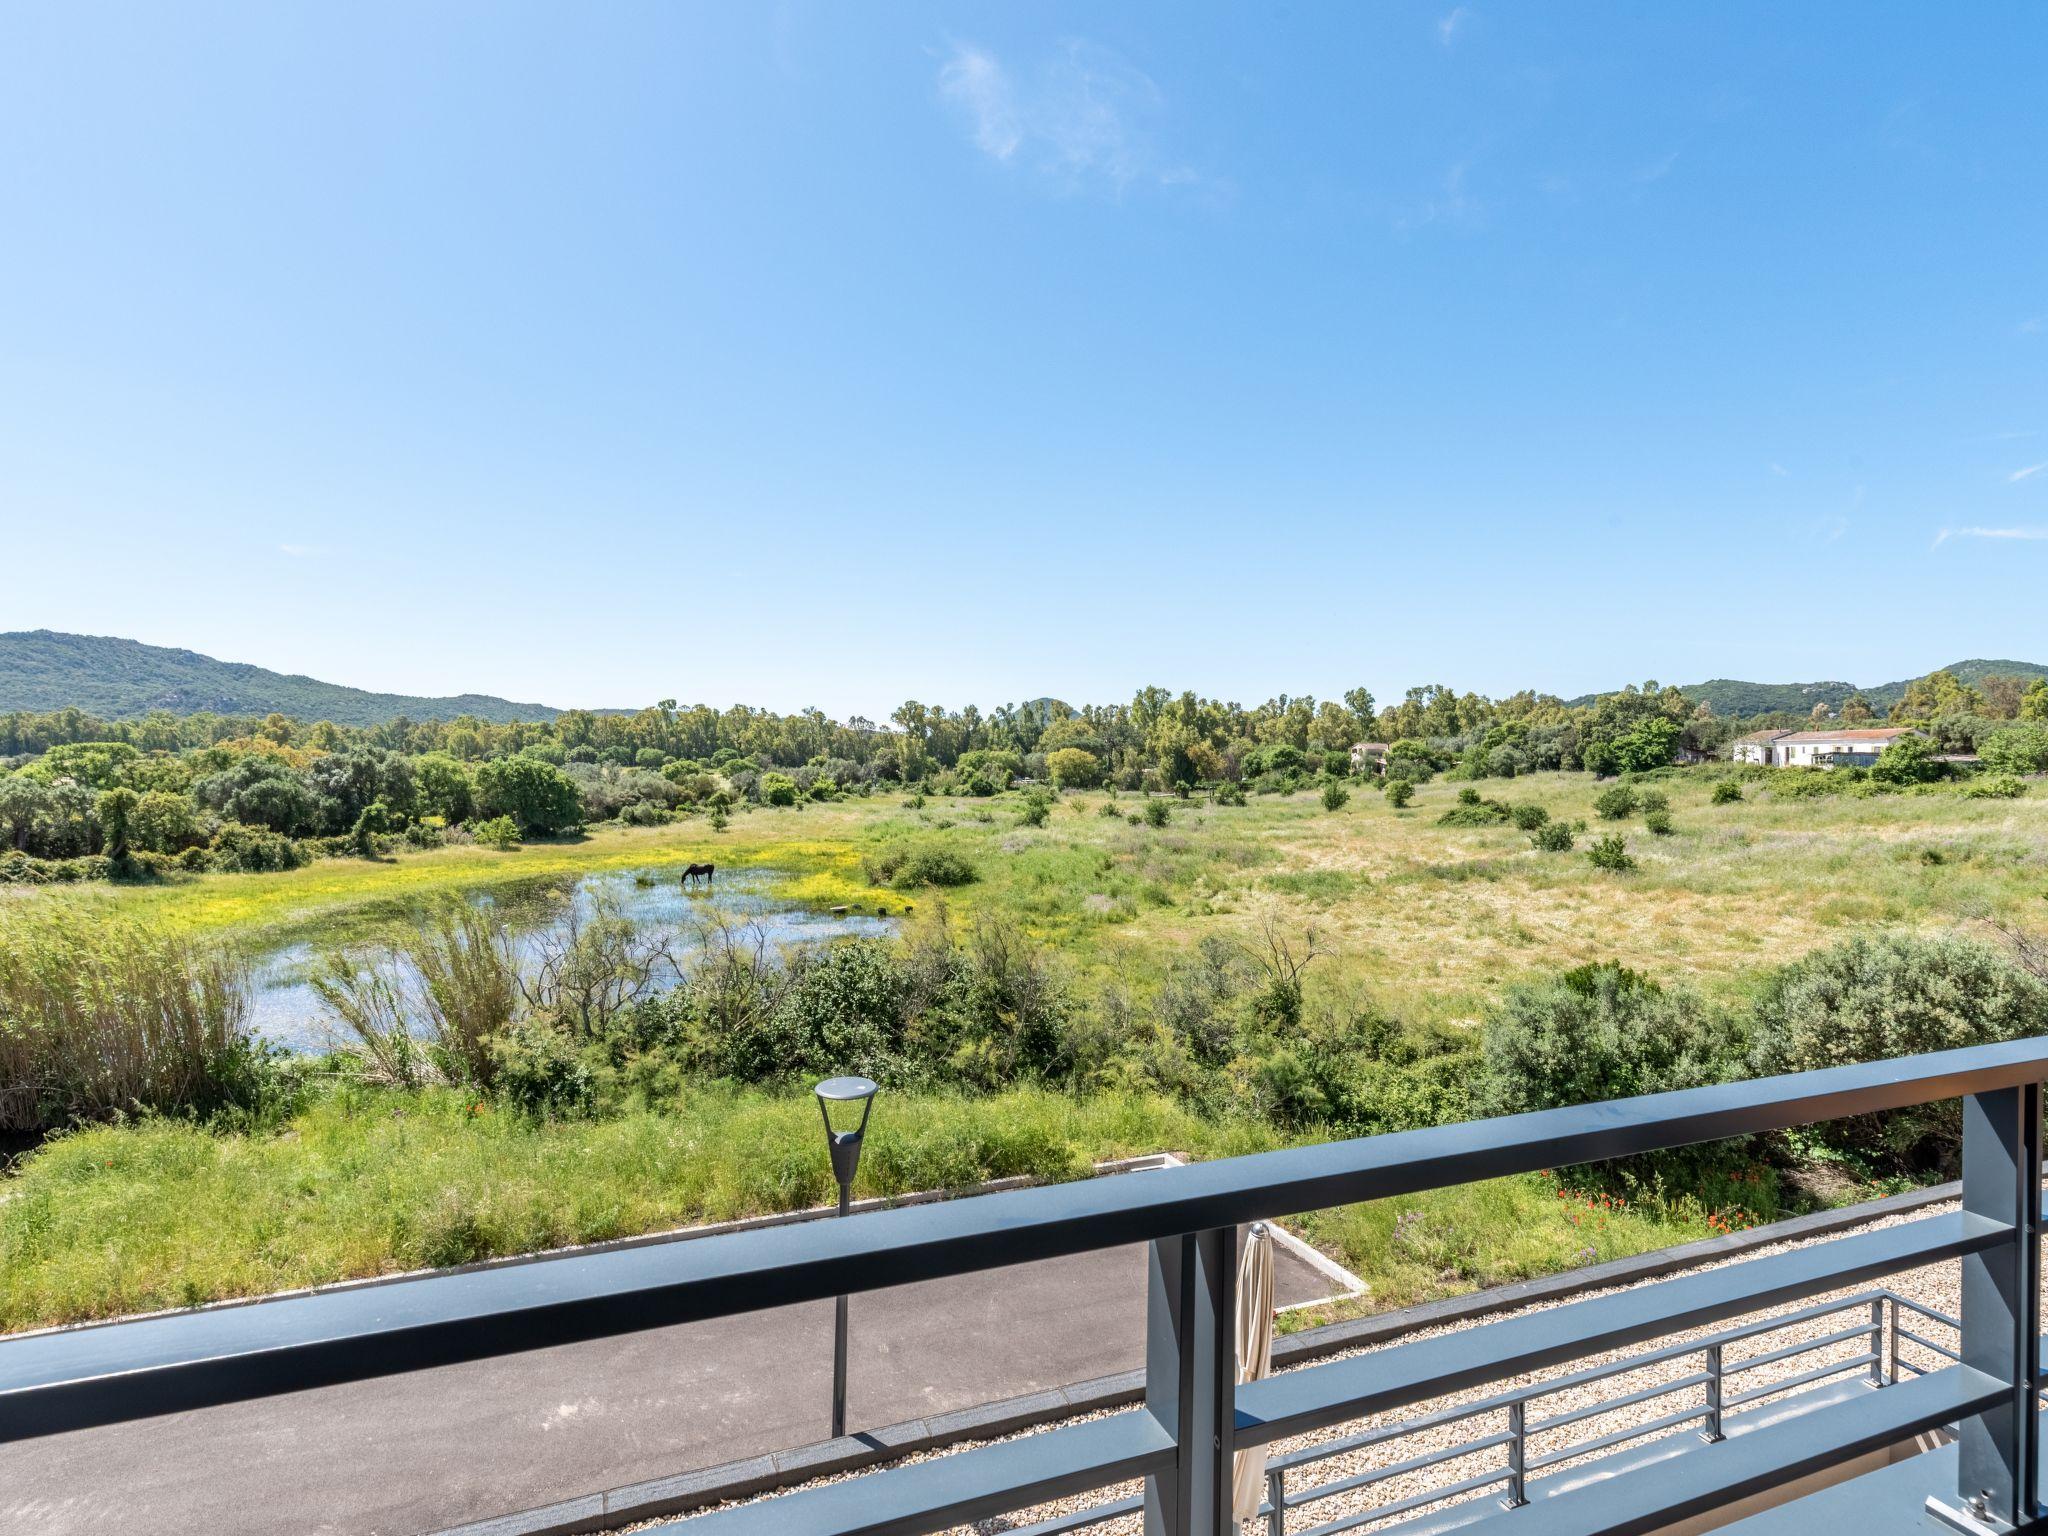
<box><xmin>682</xmin><ymin>862</ymin><xmax>715</xmax><ymax>888</ymax></box>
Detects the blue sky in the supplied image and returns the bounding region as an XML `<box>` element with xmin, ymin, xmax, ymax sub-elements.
<box><xmin>2</xmin><ymin>4</ymin><xmax>2043</xmax><ymax>716</ymax></box>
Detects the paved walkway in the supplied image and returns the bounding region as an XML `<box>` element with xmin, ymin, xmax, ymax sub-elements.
<box><xmin>0</xmin><ymin>1238</ymin><xmax>1335</xmax><ymax>1536</ymax></box>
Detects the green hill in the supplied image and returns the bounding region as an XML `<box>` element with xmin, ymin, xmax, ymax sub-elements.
<box><xmin>0</xmin><ymin>631</ymin><xmax>562</xmax><ymax>725</ymax></box>
<box><xmin>1673</xmin><ymin>660</ymin><xmax>2048</xmax><ymax>719</ymax></box>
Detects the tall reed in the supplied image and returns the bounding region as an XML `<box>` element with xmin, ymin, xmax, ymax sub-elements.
<box><xmin>0</xmin><ymin>906</ymin><xmax>250</xmax><ymax>1134</ymax></box>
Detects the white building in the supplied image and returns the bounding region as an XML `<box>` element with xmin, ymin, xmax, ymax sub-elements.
<box><xmin>1732</xmin><ymin>726</ymin><xmax>1920</xmax><ymax>768</ymax></box>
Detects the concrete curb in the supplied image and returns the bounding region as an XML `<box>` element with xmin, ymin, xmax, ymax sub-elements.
<box><xmin>431</xmin><ymin>1180</ymin><xmax>1960</xmax><ymax>1536</ymax></box>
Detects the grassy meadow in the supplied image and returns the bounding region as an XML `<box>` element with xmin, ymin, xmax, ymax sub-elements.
<box><xmin>4</xmin><ymin>767</ymin><xmax>2045</xmax><ymax>1330</ymax></box>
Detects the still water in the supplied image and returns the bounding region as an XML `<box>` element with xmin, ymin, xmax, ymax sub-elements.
<box><xmin>246</xmin><ymin>867</ymin><xmax>898</xmax><ymax>1052</ymax></box>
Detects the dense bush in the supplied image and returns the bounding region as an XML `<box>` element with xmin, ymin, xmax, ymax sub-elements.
<box><xmin>1142</xmin><ymin>799</ymin><xmax>1171</xmax><ymax>828</ymax></box>
<box><xmin>1385</xmin><ymin>779</ymin><xmax>1414</xmax><ymax>808</ymax></box>
<box><xmin>1592</xmin><ymin>785</ymin><xmax>1637</xmax><ymax>820</ymax></box>
<box><xmin>1531</xmin><ymin>821</ymin><xmax>1574</xmax><ymax>852</ymax></box>
<box><xmin>1711</xmin><ymin>780</ymin><xmax>1743</xmax><ymax>805</ymax></box>
<box><xmin>1963</xmin><ymin>774</ymin><xmax>2028</xmax><ymax>799</ymax></box>
<box><xmin>865</xmin><ymin>845</ymin><xmax>978</xmax><ymax>889</ymax></box>
<box><xmin>1510</xmin><ymin>803</ymin><xmax>1549</xmax><ymax>831</ymax></box>
<box><xmin>1320</xmin><ymin>783</ymin><xmax>1350</xmax><ymax>812</ymax></box>
<box><xmin>1586</xmin><ymin>833</ymin><xmax>1634</xmax><ymax>872</ymax></box>
<box><xmin>1643</xmin><ymin>808</ymin><xmax>1674</xmax><ymax>836</ymax></box>
<box><xmin>1978</xmin><ymin>724</ymin><xmax>2048</xmax><ymax>777</ymax></box>
<box><xmin>1870</xmin><ymin>735</ymin><xmax>1944</xmax><ymax>786</ymax></box>
<box><xmin>1748</xmin><ymin>931</ymin><xmax>2048</xmax><ymax>1170</ymax></box>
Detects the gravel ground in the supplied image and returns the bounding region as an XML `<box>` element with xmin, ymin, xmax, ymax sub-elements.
<box><xmin>628</xmin><ymin>1201</ymin><xmax>1984</xmax><ymax>1536</ymax></box>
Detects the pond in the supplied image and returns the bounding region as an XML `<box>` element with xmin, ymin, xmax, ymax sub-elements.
<box><xmin>246</xmin><ymin>867</ymin><xmax>900</xmax><ymax>1053</ymax></box>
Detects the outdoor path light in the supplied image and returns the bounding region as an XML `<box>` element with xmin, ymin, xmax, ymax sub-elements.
<box><xmin>815</xmin><ymin>1075</ymin><xmax>879</xmax><ymax>1439</ymax></box>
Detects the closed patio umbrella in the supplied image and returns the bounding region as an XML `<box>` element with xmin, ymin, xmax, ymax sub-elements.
<box><xmin>1233</xmin><ymin>1222</ymin><xmax>1276</xmax><ymax>1530</ymax></box>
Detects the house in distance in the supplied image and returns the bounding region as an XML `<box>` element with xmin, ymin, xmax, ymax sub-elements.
<box><xmin>1731</xmin><ymin>726</ymin><xmax>1922</xmax><ymax>768</ymax></box>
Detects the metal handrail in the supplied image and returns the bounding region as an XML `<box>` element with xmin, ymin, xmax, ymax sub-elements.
<box><xmin>0</xmin><ymin>1038</ymin><xmax>2038</xmax><ymax>1536</ymax></box>
<box><xmin>1263</xmin><ymin>1289</ymin><xmax>1930</xmax><ymax>1533</ymax></box>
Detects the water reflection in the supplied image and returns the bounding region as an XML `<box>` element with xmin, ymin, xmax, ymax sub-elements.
<box><xmin>246</xmin><ymin>867</ymin><xmax>898</xmax><ymax>1052</ymax></box>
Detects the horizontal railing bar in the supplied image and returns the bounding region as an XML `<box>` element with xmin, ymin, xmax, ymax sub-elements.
<box><xmin>1526</xmin><ymin>1402</ymin><xmax>1708</xmax><ymax>1471</ymax></box>
<box><xmin>1286</xmin><ymin>1430</ymin><xmax>1518</xmax><ymax>1509</ymax></box>
<box><xmin>1293</xmin><ymin>1467</ymin><xmax>1514</xmax><ymax>1536</ymax></box>
<box><xmin>653</xmin><ymin>1407</ymin><xmax>1173</xmax><ymax>1536</ymax></box>
<box><xmin>1897</xmin><ymin>1356</ymin><xmax>1934</xmax><ymax>1377</ymax></box>
<box><xmin>1895</xmin><ymin>1327</ymin><xmax>1963</xmax><ymax>1362</ymax></box>
<box><xmin>1267</xmin><ymin>1391</ymin><xmax>1506</xmax><ymax>1472</ymax></box>
<box><xmin>1002</xmin><ymin>1491</ymin><xmax>1144</xmax><ymax>1536</ymax></box>
<box><xmin>1721</xmin><ymin>1322</ymin><xmax>1875</xmax><ymax>1377</ymax></box>
<box><xmin>1235</xmin><ymin>1211</ymin><xmax>2001</xmax><ymax>1446</ymax></box>
<box><xmin>1528</xmin><ymin>1371</ymin><xmax>1712</xmax><ymax>1435</ymax></box>
<box><xmin>1399</xmin><ymin>1366</ymin><xmax>2004</xmax><ymax>1536</ymax></box>
<box><xmin>1272</xmin><ymin>1290</ymin><xmax>1896</xmax><ymax>1477</ymax></box>
<box><xmin>7</xmin><ymin>1039</ymin><xmax>2044</xmax><ymax>1442</ymax></box>
<box><xmin>1722</xmin><ymin>1353</ymin><xmax>1878</xmax><ymax>1410</ymax></box>
<box><xmin>1894</xmin><ymin>1294</ymin><xmax>1960</xmax><ymax>1329</ymax></box>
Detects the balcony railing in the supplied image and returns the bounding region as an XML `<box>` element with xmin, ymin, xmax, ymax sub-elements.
<box><xmin>1</xmin><ymin>1038</ymin><xmax>2042</xmax><ymax>1536</ymax></box>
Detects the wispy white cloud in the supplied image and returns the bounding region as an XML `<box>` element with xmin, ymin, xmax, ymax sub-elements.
<box><xmin>2019</xmin><ymin>315</ymin><xmax>2047</xmax><ymax>335</ymax></box>
<box><xmin>1395</xmin><ymin>160</ymin><xmax>1483</xmax><ymax>233</ymax></box>
<box><xmin>937</xmin><ymin>39</ymin><xmax>1201</xmax><ymax>196</ymax></box>
<box><xmin>1933</xmin><ymin>525</ymin><xmax>2048</xmax><ymax>547</ymax></box>
<box><xmin>1438</xmin><ymin>6</ymin><xmax>1472</xmax><ymax>45</ymax></box>
<box><xmin>937</xmin><ymin>44</ymin><xmax>1020</xmax><ymax>160</ymax></box>
<box><xmin>277</xmin><ymin>542</ymin><xmax>327</xmax><ymax>558</ymax></box>
<box><xmin>1769</xmin><ymin>462</ymin><xmax>1790</xmax><ymax>477</ymax></box>
<box><xmin>2006</xmin><ymin>462</ymin><xmax>2047</xmax><ymax>483</ymax></box>
<box><xmin>1634</xmin><ymin>149</ymin><xmax>1681</xmax><ymax>184</ymax></box>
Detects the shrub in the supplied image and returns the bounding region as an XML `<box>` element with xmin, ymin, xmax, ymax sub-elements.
<box><xmin>471</xmin><ymin>815</ymin><xmax>520</xmax><ymax>850</ymax></box>
<box><xmin>1142</xmin><ymin>799</ymin><xmax>1171</xmax><ymax>828</ymax></box>
<box><xmin>866</xmin><ymin>846</ymin><xmax>978</xmax><ymax>889</ymax></box>
<box><xmin>1531</xmin><ymin>821</ymin><xmax>1574</xmax><ymax>853</ymax></box>
<box><xmin>1711</xmin><ymin>780</ymin><xmax>1744</xmax><ymax>805</ymax></box>
<box><xmin>1385</xmin><ymin>779</ymin><xmax>1414</xmax><ymax>809</ymax></box>
<box><xmin>1097</xmin><ymin>799</ymin><xmax>1124</xmax><ymax>818</ymax></box>
<box><xmin>1592</xmin><ymin>785</ymin><xmax>1637</xmax><ymax>820</ymax></box>
<box><xmin>1457</xmin><ymin>787</ymin><xmax>1482</xmax><ymax>805</ymax></box>
<box><xmin>1963</xmin><ymin>774</ymin><xmax>2028</xmax><ymax>800</ymax></box>
<box><xmin>1749</xmin><ymin>932</ymin><xmax>2048</xmax><ymax>1170</ymax></box>
<box><xmin>1978</xmin><ymin>724</ymin><xmax>2048</xmax><ymax>777</ymax></box>
<box><xmin>1480</xmin><ymin>963</ymin><xmax>1739</xmax><ymax>1116</ymax></box>
<box><xmin>1212</xmin><ymin>782</ymin><xmax>1246</xmax><ymax>806</ymax></box>
<box><xmin>1643</xmin><ymin>808</ymin><xmax>1675</xmax><ymax>836</ymax></box>
<box><xmin>489</xmin><ymin>1022</ymin><xmax>596</xmax><ymax>1119</ymax></box>
<box><xmin>1509</xmin><ymin>803</ymin><xmax>1549</xmax><ymax>831</ymax></box>
<box><xmin>1635</xmin><ymin>789</ymin><xmax>1669</xmax><ymax>816</ymax></box>
<box><xmin>1438</xmin><ymin>802</ymin><xmax>1509</xmax><ymax>826</ymax></box>
<box><xmin>1586</xmin><ymin>834</ymin><xmax>1635</xmax><ymax>872</ymax></box>
<box><xmin>1320</xmin><ymin>783</ymin><xmax>1350</xmax><ymax>812</ymax></box>
<box><xmin>1017</xmin><ymin>789</ymin><xmax>1055</xmax><ymax>828</ymax></box>
<box><xmin>209</xmin><ymin>820</ymin><xmax>306</xmax><ymax>873</ymax></box>
<box><xmin>759</xmin><ymin>773</ymin><xmax>800</xmax><ymax>807</ymax></box>
<box><xmin>1870</xmin><ymin>735</ymin><xmax>1943</xmax><ymax>786</ymax></box>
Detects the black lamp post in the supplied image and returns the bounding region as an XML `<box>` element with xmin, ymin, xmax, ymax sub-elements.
<box><xmin>815</xmin><ymin>1075</ymin><xmax>878</xmax><ymax>1439</ymax></box>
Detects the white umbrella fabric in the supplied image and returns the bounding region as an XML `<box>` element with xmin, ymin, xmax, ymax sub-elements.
<box><xmin>1232</xmin><ymin>1222</ymin><xmax>1277</xmax><ymax>1528</ymax></box>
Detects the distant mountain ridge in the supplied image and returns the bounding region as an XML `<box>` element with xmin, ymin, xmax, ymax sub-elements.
<box><xmin>0</xmin><ymin>631</ymin><xmax>563</xmax><ymax>725</ymax></box>
<box><xmin>1658</xmin><ymin>659</ymin><xmax>2048</xmax><ymax>719</ymax></box>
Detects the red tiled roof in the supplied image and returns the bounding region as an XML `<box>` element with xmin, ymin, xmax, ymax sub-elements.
<box><xmin>1776</xmin><ymin>728</ymin><xmax>1916</xmax><ymax>743</ymax></box>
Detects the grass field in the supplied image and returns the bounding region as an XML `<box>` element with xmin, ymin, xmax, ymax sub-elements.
<box><xmin>4</xmin><ymin>769</ymin><xmax>2043</xmax><ymax>1330</ymax></box>
<box><xmin>29</xmin><ymin>769</ymin><xmax>2046</xmax><ymax>1021</ymax></box>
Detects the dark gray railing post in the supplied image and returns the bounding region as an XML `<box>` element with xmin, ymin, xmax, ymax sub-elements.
<box><xmin>1701</xmin><ymin>1342</ymin><xmax>1724</xmax><ymax>1443</ymax></box>
<box><xmin>1868</xmin><ymin>1297</ymin><xmax>1887</xmax><ymax>1388</ymax></box>
<box><xmin>1265</xmin><ymin>1466</ymin><xmax>1286</xmax><ymax>1536</ymax></box>
<box><xmin>1931</xmin><ymin>1084</ymin><xmax>2042</xmax><ymax>1534</ymax></box>
<box><xmin>1145</xmin><ymin>1227</ymin><xmax>1237</xmax><ymax>1536</ymax></box>
<box><xmin>1503</xmin><ymin>1398</ymin><xmax>1528</xmax><ymax>1507</ymax></box>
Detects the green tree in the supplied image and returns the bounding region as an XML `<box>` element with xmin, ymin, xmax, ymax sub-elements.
<box><xmin>412</xmin><ymin>753</ymin><xmax>477</xmax><ymax>823</ymax></box>
<box><xmin>1046</xmin><ymin>747</ymin><xmax>1104</xmax><ymax>788</ymax></box>
<box><xmin>1979</xmin><ymin>724</ymin><xmax>2048</xmax><ymax>777</ymax></box>
<box><xmin>129</xmin><ymin>790</ymin><xmax>201</xmax><ymax>853</ymax></box>
<box><xmin>2021</xmin><ymin>679</ymin><xmax>2048</xmax><ymax>722</ymax></box>
<box><xmin>94</xmin><ymin>787</ymin><xmax>139</xmax><ymax>863</ymax></box>
<box><xmin>474</xmin><ymin>756</ymin><xmax>582</xmax><ymax>834</ymax></box>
